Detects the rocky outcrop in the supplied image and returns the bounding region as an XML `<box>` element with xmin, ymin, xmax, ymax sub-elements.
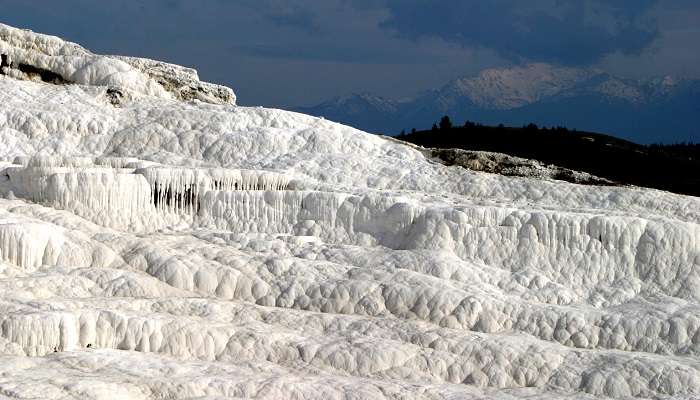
<box><xmin>111</xmin><ymin>56</ymin><xmax>236</xmax><ymax>105</ymax></box>
<box><xmin>431</xmin><ymin>147</ymin><xmax>615</xmax><ymax>185</ymax></box>
<box><xmin>0</xmin><ymin>23</ymin><xmax>235</xmax><ymax>105</ymax></box>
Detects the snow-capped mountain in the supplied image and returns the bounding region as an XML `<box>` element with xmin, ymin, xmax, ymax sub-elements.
<box><xmin>438</xmin><ymin>63</ymin><xmax>597</xmax><ymax>110</ymax></box>
<box><xmin>316</xmin><ymin>92</ymin><xmax>400</xmax><ymax>113</ymax></box>
<box><xmin>1</xmin><ymin>22</ymin><xmax>700</xmax><ymax>400</ymax></box>
<box><xmin>298</xmin><ymin>64</ymin><xmax>700</xmax><ymax>142</ymax></box>
<box><xmin>300</xmin><ymin>93</ymin><xmax>404</xmax><ymax>135</ymax></box>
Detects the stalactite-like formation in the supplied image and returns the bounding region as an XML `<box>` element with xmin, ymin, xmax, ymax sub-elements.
<box><xmin>7</xmin><ymin>165</ymin><xmax>153</xmax><ymax>230</ymax></box>
<box><xmin>0</xmin><ymin>219</ymin><xmax>61</xmax><ymax>271</ymax></box>
<box><xmin>136</xmin><ymin>167</ymin><xmax>293</xmax><ymax>215</ymax></box>
<box><xmin>3</xmin><ymin>161</ymin><xmax>299</xmax><ymax>231</ymax></box>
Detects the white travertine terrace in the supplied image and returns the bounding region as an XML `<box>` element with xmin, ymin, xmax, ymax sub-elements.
<box><xmin>0</xmin><ymin>23</ymin><xmax>235</xmax><ymax>104</ymax></box>
<box><xmin>0</xmin><ymin>22</ymin><xmax>699</xmax><ymax>400</ymax></box>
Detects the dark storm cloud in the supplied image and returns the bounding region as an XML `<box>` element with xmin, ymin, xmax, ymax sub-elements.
<box><xmin>379</xmin><ymin>0</ymin><xmax>660</xmax><ymax>65</ymax></box>
<box><xmin>0</xmin><ymin>0</ymin><xmax>698</xmax><ymax>111</ymax></box>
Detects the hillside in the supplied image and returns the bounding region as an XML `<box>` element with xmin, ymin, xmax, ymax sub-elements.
<box><xmin>0</xmin><ymin>22</ymin><xmax>700</xmax><ymax>400</ymax></box>
<box><xmin>401</xmin><ymin>123</ymin><xmax>700</xmax><ymax>196</ymax></box>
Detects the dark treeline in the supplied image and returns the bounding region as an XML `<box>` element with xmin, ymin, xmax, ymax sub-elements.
<box><xmin>647</xmin><ymin>142</ymin><xmax>700</xmax><ymax>160</ymax></box>
<box><xmin>399</xmin><ymin>116</ymin><xmax>700</xmax><ymax>197</ymax></box>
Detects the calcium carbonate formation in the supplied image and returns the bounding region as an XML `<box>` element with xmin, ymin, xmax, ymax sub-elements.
<box><xmin>0</xmin><ymin>22</ymin><xmax>699</xmax><ymax>400</ymax></box>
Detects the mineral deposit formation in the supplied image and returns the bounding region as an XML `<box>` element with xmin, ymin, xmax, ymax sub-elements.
<box><xmin>0</xmin><ymin>23</ymin><xmax>699</xmax><ymax>400</ymax></box>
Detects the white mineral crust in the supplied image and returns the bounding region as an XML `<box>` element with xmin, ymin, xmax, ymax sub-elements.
<box><xmin>0</xmin><ymin>22</ymin><xmax>698</xmax><ymax>400</ymax></box>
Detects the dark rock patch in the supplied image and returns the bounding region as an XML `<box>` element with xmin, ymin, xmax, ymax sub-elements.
<box><xmin>106</xmin><ymin>87</ymin><xmax>125</xmax><ymax>106</ymax></box>
<box><xmin>17</xmin><ymin>63</ymin><xmax>68</xmax><ymax>84</ymax></box>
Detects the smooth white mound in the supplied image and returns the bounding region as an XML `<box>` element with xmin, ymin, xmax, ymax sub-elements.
<box><xmin>0</xmin><ymin>23</ymin><xmax>699</xmax><ymax>400</ymax></box>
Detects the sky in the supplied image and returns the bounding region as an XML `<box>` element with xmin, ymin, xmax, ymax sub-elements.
<box><xmin>1</xmin><ymin>0</ymin><xmax>699</xmax><ymax>108</ymax></box>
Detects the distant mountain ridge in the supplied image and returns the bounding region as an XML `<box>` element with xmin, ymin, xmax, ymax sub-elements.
<box><xmin>296</xmin><ymin>64</ymin><xmax>700</xmax><ymax>143</ymax></box>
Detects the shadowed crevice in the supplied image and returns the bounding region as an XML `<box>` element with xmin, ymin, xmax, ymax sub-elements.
<box><xmin>17</xmin><ymin>63</ymin><xmax>69</xmax><ymax>84</ymax></box>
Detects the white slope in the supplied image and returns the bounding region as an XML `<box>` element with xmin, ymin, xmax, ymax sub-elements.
<box><xmin>0</xmin><ymin>23</ymin><xmax>699</xmax><ymax>400</ymax></box>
